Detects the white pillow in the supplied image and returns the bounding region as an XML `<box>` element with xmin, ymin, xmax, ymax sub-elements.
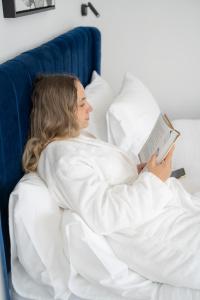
<box><xmin>85</xmin><ymin>71</ymin><xmax>114</xmax><ymax>141</ymax></box>
<box><xmin>107</xmin><ymin>72</ymin><xmax>160</xmax><ymax>156</ymax></box>
<box><xmin>9</xmin><ymin>173</ymin><xmax>71</xmax><ymax>299</ymax></box>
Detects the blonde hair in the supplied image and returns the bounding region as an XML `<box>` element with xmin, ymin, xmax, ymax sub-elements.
<box><xmin>23</xmin><ymin>74</ymin><xmax>80</xmax><ymax>173</ymax></box>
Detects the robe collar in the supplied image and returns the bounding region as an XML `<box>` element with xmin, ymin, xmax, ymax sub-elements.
<box><xmin>72</xmin><ymin>131</ymin><xmax>135</xmax><ymax>165</ymax></box>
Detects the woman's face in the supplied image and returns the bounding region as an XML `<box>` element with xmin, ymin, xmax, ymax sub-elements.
<box><xmin>76</xmin><ymin>81</ymin><xmax>93</xmax><ymax>129</ymax></box>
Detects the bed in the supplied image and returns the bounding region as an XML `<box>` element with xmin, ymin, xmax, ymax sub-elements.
<box><xmin>1</xmin><ymin>26</ymin><xmax>200</xmax><ymax>300</ymax></box>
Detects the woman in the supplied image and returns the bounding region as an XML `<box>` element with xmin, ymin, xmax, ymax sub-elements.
<box><xmin>23</xmin><ymin>74</ymin><xmax>200</xmax><ymax>291</ymax></box>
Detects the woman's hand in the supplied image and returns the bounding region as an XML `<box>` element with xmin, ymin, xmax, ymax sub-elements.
<box><xmin>146</xmin><ymin>146</ymin><xmax>175</xmax><ymax>182</ymax></box>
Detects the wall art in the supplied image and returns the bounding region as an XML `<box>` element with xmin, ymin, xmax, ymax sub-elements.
<box><xmin>2</xmin><ymin>0</ymin><xmax>55</xmax><ymax>18</ymax></box>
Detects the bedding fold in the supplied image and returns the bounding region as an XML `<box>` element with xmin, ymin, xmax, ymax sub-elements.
<box><xmin>38</xmin><ymin>132</ymin><xmax>200</xmax><ymax>291</ymax></box>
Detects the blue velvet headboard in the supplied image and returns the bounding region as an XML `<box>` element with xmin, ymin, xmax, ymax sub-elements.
<box><xmin>0</xmin><ymin>26</ymin><xmax>101</xmax><ymax>277</ymax></box>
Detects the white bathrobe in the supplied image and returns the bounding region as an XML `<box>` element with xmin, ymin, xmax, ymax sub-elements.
<box><xmin>37</xmin><ymin>132</ymin><xmax>200</xmax><ymax>297</ymax></box>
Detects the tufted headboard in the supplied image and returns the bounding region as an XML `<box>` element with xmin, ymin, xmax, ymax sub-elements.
<box><xmin>0</xmin><ymin>26</ymin><xmax>101</xmax><ymax>279</ymax></box>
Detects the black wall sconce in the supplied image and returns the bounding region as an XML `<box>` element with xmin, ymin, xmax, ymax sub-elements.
<box><xmin>81</xmin><ymin>2</ymin><xmax>100</xmax><ymax>17</ymax></box>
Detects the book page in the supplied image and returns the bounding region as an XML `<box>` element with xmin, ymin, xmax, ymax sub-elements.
<box><xmin>138</xmin><ymin>114</ymin><xmax>179</xmax><ymax>163</ymax></box>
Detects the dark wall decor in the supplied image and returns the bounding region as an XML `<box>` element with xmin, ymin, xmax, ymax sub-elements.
<box><xmin>2</xmin><ymin>0</ymin><xmax>55</xmax><ymax>18</ymax></box>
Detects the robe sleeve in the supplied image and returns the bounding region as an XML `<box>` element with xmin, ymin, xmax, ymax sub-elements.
<box><xmin>53</xmin><ymin>156</ymin><xmax>174</xmax><ymax>235</ymax></box>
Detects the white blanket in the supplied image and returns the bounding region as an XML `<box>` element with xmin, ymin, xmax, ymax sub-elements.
<box><xmin>9</xmin><ymin>173</ymin><xmax>157</xmax><ymax>300</ymax></box>
<box><xmin>36</xmin><ymin>132</ymin><xmax>200</xmax><ymax>298</ymax></box>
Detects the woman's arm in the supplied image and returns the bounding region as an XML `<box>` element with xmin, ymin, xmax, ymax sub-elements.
<box><xmin>52</xmin><ymin>155</ymin><xmax>173</xmax><ymax>235</ymax></box>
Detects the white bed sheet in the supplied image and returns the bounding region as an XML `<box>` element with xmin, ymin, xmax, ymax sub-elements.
<box><xmin>11</xmin><ymin>274</ymin><xmax>85</xmax><ymax>300</ymax></box>
<box><xmin>13</xmin><ymin>291</ymin><xmax>84</xmax><ymax>300</ymax></box>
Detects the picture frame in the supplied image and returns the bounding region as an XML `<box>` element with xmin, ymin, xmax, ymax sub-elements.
<box><xmin>2</xmin><ymin>0</ymin><xmax>55</xmax><ymax>18</ymax></box>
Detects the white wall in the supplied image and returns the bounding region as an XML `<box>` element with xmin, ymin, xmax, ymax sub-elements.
<box><xmin>101</xmin><ymin>0</ymin><xmax>200</xmax><ymax>119</ymax></box>
<box><xmin>1</xmin><ymin>0</ymin><xmax>200</xmax><ymax>119</ymax></box>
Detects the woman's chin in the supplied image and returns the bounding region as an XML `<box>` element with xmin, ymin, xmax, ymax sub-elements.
<box><xmin>85</xmin><ymin>120</ymin><xmax>90</xmax><ymax>127</ymax></box>
<box><xmin>80</xmin><ymin>121</ymin><xmax>89</xmax><ymax>129</ymax></box>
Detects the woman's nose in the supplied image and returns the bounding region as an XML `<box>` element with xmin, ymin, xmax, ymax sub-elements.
<box><xmin>87</xmin><ymin>102</ymin><xmax>93</xmax><ymax>112</ymax></box>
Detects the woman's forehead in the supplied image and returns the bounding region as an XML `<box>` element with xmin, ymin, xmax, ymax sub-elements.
<box><xmin>76</xmin><ymin>81</ymin><xmax>85</xmax><ymax>99</ymax></box>
<box><xmin>76</xmin><ymin>80</ymin><xmax>84</xmax><ymax>90</ymax></box>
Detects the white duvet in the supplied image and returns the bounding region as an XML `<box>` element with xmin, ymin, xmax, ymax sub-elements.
<box><xmin>36</xmin><ymin>131</ymin><xmax>200</xmax><ymax>299</ymax></box>
<box><xmin>9</xmin><ymin>130</ymin><xmax>200</xmax><ymax>300</ymax></box>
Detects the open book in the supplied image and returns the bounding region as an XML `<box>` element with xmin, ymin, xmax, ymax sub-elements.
<box><xmin>138</xmin><ymin>114</ymin><xmax>180</xmax><ymax>164</ymax></box>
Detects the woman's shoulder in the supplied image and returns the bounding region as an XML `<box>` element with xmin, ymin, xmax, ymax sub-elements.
<box><xmin>38</xmin><ymin>138</ymin><xmax>82</xmax><ymax>171</ymax></box>
<box><xmin>44</xmin><ymin>138</ymin><xmax>80</xmax><ymax>156</ymax></box>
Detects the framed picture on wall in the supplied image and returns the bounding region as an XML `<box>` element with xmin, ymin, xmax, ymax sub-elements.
<box><xmin>2</xmin><ymin>0</ymin><xmax>55</xmax><ymax>18</ymax></box>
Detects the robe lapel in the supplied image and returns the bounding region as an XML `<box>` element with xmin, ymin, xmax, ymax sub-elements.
<box><xmin>75</xmin><ymin>132</ymin><xmax>134</xmax><ymax>166</ymax></box>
